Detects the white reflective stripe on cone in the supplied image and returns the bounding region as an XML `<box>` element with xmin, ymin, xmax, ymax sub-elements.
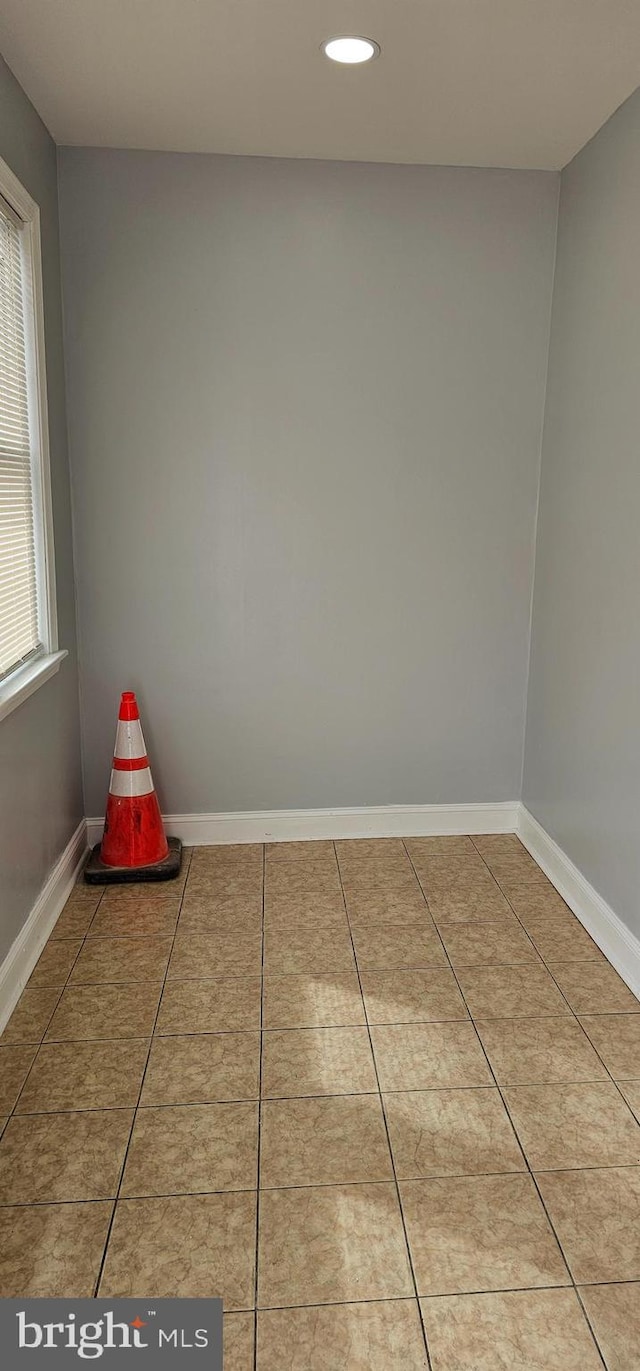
<box><xmin>113</xmin><ymin>718</ymin><xmax>146</xmax><ymax>760</ymax></box>
<box><xmin>108</xmin><ymin>767</ymin><xmax>155</xmax><ymax>798</ymax></box>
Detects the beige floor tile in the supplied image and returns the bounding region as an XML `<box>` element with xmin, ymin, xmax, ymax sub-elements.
<box><xmin>184</xmin><ymin>889</ymin><xmax>261</xmax><ymax>917</ymax></box>
<box><xmin>537</xmin><ymin>1167</ymin><xmax>640</xmax><ymax>1283</ymax></box>
<box><xmin>89</xmin><ymin>899</ymin><xmax>180</xmax><ymax>937</ymax></box>
<box><xmin>0</xmin><ymin>1045</ymin><xmax>37</xmax><ymax>1112</ymax></box>
<box><xmin>472</xmin><ymin>835</ymin><xmax>530</xmax><ymax>860</ymax></box>
<box><xmin>260</xmin><ymin>1095</ymin><xmax>393</xmax><ymax>1188</ymax></box>
<box><xmin>0</xmin><ymin>988</ymin><xmax>61</xmax><ymax>1044</ymax></box>
<box><xmin>506</xmin><ymin>888</ymin><xmax>577</xmax><ymax>925</ymax></box>
<box><xmin>51</xmin><ymin>896</ymin><xmax>101</xmax><ymax>939</ymax></box>
<box><xmin>475</xmin><ymin>1016</ymin><xmax>608</xmax><ymax>1085</ymax></box>
<box><xmin>265</xmin><ymin>870</ymin><xmax>342</xmax><ymax>902</ymax></box>
<box><xmin>340</xmin><ymin>864</ymin><xmax>421</xmax><ymax>890</ymax></box>
<box><xmin>45</xmin><ymin>983</ymin><xmax>161</xmax><ymax>1041</ymax></box>
<box><xmin>384</xmin><ymin>1087</ymin><xmax>525</xmax><ymax>1179</ymax></box>
<box><xmin>371</xmin><ymin>1022</ymin><xmax>492</xmax><ymax>1091</ymax></box>
<box><xmin>335</xmin><ymin>839</ymin><xmax>409</xmax><ymax>863</ymax></box>
<box><xmin>262</xmin><ymin>972</ymin><xmax>365</xmax><ymax>1029</ymax></box>
<box><xmin>264</xmin><ymin>866</ymin><xmax>341</xmax><ymax>899</ymax></box>
<box><xmin>620</xmin><ymin>1081</ymin><xmax>640</xmax><ymax>1120</ymax></box>
<box><xmin>141</xmin><ymin>1032</ymin><xmax>260</xmax><ymax>1104</ymax></box>
<box><xmin>579</xmin><ymin>1281</ymin><xmax>640</xmax><ymax>1371</ymax></box>
<box><xmin>0</xmin><ymin>1109</ymin><xmax>133</xmax><ymax>1203</ymax></box>
<box><xmin>179</xmin><ymin>907</ymin><xmax>263</xmax><ymax>936</ymax></box>
<box><xmin>190</xmin><ymin>842</ymin><xmax>262</xmax><ymax>871</ymax></box>
<box><xmin>50</xmin><ymin>908</ymin><xmax>98</xmax><ymax>941</ymax></box>
<box><xmin>481</xmin><ymin>850</ymin><xmax>545</xmax><ymax>880</ymax></box>
<box><xmin>265</xmin><ymin>839</ymin><xmax>336</xmax><ymax>865</ymax></box>
<box><xmin>225</xmin><ymin>1312</ymin><xmax>255</xmax><ymax>1371</ymax></box>
<box><xmin>494</xmin><ymin>870</ymin><xmax>557</xmax><ymax>901</ymax></box>
<box><xmin>0</xmin><ymin>1201</ymin><xmax>113</xmax><ymax>1297</ymax></box>
<box><xmin>263</xmin><ymin>925</ymin><xmax>355</xmax><ymax>975</ymax></box>
<box><xmin>579</xmin><ymin>1014</ymin><xmax>640</xmax><ymax>1078</ymax></box>
<box><xmin>439</xmin><ymin>921</ymin><xmax>539</xmax><ymax>968</ymax></box>
<box><xmin>550</xmin><ymin>961</ymin><xmax>640</xmax><ymax>1014</ymax></box>
<box><xmin>63</xmin><ymin>884</ymin><xmax>104</xmax><ymax>908</ymax></box>
<box><xmin>351</xmin><ymin>924</ymin><xmax>446</xmax><ymax>970</ymax></box>
<box><xmin>420</xmin><ymin>1288</ymin><xmax>603</xmax><ymax>1371</ymax></box>
<box><xmin>419</xmin><ymin>860</ymin><xmax>503</xmax><ymax>895</ymax></box>
<box><xmin>401</xmin><ymin>1173</ymin><xmax>568</xmax><ymax>1295</ymax></box>
<box><xmin>427</xmin><ymin>889</ymin><xmax>514</xmax><ymax>923</ymax></box>
<box><xmin>258</xmin><ymin>1182</ymin><xmax>413</xmax><ymax>1307</ymax></box>
<box><xmin>0</xmin><ymin>1117</ymin><xmax>6</xmax><ymax>1137</ymax></box>
<box><xmin>526</xmin><ymin>919</ymin><xmax>603</xmax><ymax>964</ymax></box>
<box><xmin>406</xmin><ymin>836</ymin><xmax>478</xmax><ymax>859</ymax></box>
<box><xmin>70</xmin><ymin>936</ymin><xmax>173</xmax><ymax>985</ymax></box>
<box><xmin>455</xmin><ymin>964</ymin><xmax>571</xmax><ymax>1019</ymax></box>
<box><xmin>99</xmin><ymin>1191</ymin><xmax>256</xmax><ymax>1304</ymax></box>
<box><xmin>186</xmin><ymin>855</ymin><xmax>261</xmax><ymax>877</ymax></box>
<box><xmin>16</xmin><ymin>1038</ymin><xmax>149</xmax><ymax>1113</ymax></box>
<box><xmin>504</xmin><ymin>1081</ymin><xmax>640</xmax><ymax>1169</ymax></box>
<box><xmin>344</xmin><ymin>889</ymin><xmax>429</xmax><ymax>924</ymax></box>
<box><xmin>99</xmin><ymin>871</ymin><xmax>188</xmax><ymax>904</ymax></box>
<box><xmin>184</xmin><ymin>888</ymin><xmax>263</xmax><ymax>920</ymax></box>
<box><xmin>263</xmin><ymin>895</ymin><xmax>347</xmax><ymax>928</ymax></box>
<box><xmin>340</xmin><ymin>865</ymin><xmax>421</xmax><ymax>890</ymax></box>
<box><xmin>262</xmin><ymin>1027</ymin><xmax>377</xmax><ymax>1098</ymax></box>
<box><xmin>344</xmin><ymin>869</ymin><xmax>420</xmax><ymax>893</ymax></box>
<box><xmin>347</xmin><ymin>908</ymin><xmax>432</xmax><ymax>932</ymax></box>
<box><xmin>156</xmin><ymin>977</ymin><xmax>261</xmax><ymax>1034</ymax></box>
<box><xmin>361</xmin><ymin>969</ymin><xmax>468</xmax><ymax>1024</ymax></box>
<box><xmin>411</xmin><ymin>854</ymin><xmax>491</xmax><ymax>888</ymax></box>
<box><xmin>121</xmin><ymin>1101</ymin><xmax>258</xmax><ymax>1196</ymax></box>
<box><xmin>28</xmin><ymin>938</ymin><xmax>83</xmax><ymax>987</ymax></box>
<box><xmin>168</xmin><ymin>931</ymin><xmax>262</xmax><ymax>979</ymax></box>
<box><xmin>257</xmin><ymin>1300</ymin><xmax>428</xmax><ymax>1370</ymax></box>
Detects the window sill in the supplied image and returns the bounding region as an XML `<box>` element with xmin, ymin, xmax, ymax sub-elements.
<box><xmin>0</xmin><ymin>650</ymin><xmax>68</xmax><ymax>724</ymax></box>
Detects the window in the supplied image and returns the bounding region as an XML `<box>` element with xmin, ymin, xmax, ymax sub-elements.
<box><xmin>0</xmin><ymin>155</ymin><xmax>65</xmax><ymax>721</ymax></box>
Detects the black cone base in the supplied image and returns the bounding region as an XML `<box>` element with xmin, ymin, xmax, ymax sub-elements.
<box><xmin>84</xmin><ymin>835</ymin><xmax>183</xmax><ymax>885</ymax></box>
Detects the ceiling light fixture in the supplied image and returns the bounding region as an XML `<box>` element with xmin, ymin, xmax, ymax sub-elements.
<box><xmin>322</xmin><ymin>36</ymin><xmax>380</xmax><ymax>65</ymax></box>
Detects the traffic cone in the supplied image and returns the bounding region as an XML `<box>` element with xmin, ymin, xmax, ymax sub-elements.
<box><xmin>84</xmin><ymin>691</ymin><xmax>182</xmax><ymax>884</ymax></box>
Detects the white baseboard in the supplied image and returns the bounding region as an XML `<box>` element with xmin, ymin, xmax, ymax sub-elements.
<box><xmin>517</xmin><ymin>804</ymin><xmax>640</xmax><ymax>1000</ymax></box>
<box><xmin>86</xmin><ymin>801</ymin><xmax>520</xmax><ymax>849</ymax></box>
<box><xmin>0</xmin><ymin>819</ymin><xmax>88</xmax><ymax>1035</ymax></box>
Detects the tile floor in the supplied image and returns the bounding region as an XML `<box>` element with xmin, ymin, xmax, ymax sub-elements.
<box><xmin>0</xmin><ymin>834</ymin><xmax>639</xmax><ymax>1369</ymax></box>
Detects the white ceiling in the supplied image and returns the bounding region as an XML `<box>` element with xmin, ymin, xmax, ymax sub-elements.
<box><xmin>1</xmin><ymin>0</ymin><xmax>640</xmax><ymax>170</ymax></box>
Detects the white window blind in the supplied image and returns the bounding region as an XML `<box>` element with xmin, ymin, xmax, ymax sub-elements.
<box><xmin>0</xmin><ymin>193</ymin><xmax>41</xmax><ymax>681</ymax></box>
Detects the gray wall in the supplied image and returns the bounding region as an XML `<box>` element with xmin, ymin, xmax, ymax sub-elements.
<box><xmin>0</xmin><ymin>57</ymin><xmax>83</xmax><ymax>961</ymax></box>
<box><xmin>523</xmin><ymin>87</ymin><xmax>640</xmax><ymax>937</ymax></box>
<box><xmin>58</xmin><ymin>149</ymin><xmax>558</xmax><ymax>816</ymax></box>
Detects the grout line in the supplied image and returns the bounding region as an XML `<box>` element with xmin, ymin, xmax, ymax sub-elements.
<box><xmin>334</xmin><ymin>841</ymin><xmax>434</xmax><ymax>1371</ymax></box>
<box><xmin>12</xmin><ymin>1078</ymin><xmax>640</xmax><ymax>1118</ymax></box>
<box><xmin>91</xmin><ymin>849</ymin><xmax>194</xmax><ymax>1296</ymax></box>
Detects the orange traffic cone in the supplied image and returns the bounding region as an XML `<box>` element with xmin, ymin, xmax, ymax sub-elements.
<box><xmin>85</xmin><ymin>691</ymin><xmax>182</xmax><ymax>884</ymax></box>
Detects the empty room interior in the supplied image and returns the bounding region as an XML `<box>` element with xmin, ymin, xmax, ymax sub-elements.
<box><xmin>0</xmin><ymin>2</ymin><xmax>639</xmax><ymax>1367</ymax></box>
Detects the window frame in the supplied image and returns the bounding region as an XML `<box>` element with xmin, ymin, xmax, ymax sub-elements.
<box><xmin>0</xmin><ymin>153</ymin><xmax>66</xmax><ymax>723</ymax></box>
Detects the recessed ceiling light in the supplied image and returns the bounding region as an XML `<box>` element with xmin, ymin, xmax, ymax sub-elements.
<box><xmin>322</xmin><ymin>36</ymin><xmax>380</xmax><ymax>65</ymax></box>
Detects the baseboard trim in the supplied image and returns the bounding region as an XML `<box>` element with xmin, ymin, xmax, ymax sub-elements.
<box><xmin>0</xmin><ymin>819</ymin><xmax>88</xmax><ymax>1035</ymax></box>
<box><xmin>517</xmin><ymin>804</ymin><xmax>640</xmax><ymax>1000</ymax></box>
<box><xmin>87</xmin><ymin>801</ymin><xmax>520</xmax><ymax>849</ymax></box>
